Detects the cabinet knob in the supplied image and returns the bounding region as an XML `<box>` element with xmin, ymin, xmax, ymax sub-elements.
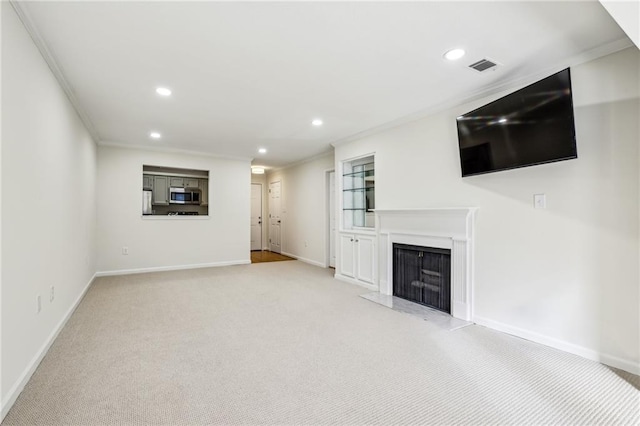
<box><xmin>350</xmin><ymin>238</ymin><xmax>354</xmax><ymax>242</ymax></box>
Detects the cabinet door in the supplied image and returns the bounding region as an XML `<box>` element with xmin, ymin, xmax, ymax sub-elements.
<box><xmin>199</xmin><ymin>179</ymin><xmax>209</xmax><ymax>205</ymax></box>
<box><xmin>153</xmin><ymin>176</ymin><xmax>169</xmax><ymax>205</ymax></box>
<box><xmin>185</xmin><ymin>178</ymin><xmax>199</xmax><ymax>188</ymax></box>
<box><xmin>143</xmin><ymin>175</ymin><xmax>153</xmax><ymax>189</ymax></box>
<box><xmin>339</xmin><ymin>234</ymin><xmax>355</xmax><ymax>278</ymax></box>
<box><xmin>356</xmin><ymin>234</ymin><xmax>375</xmax><ymax>284</ymax></box>
<box><xmin>169</xmin><ymin>177</ymin><xmax>184</xmax><ymax>188</ymax></box>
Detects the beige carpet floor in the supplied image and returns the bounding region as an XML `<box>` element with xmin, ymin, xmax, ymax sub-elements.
<box><xmin>3</xmin><ymin>261</ymin><xmax>639</xmax><ymax>425</ymax></box>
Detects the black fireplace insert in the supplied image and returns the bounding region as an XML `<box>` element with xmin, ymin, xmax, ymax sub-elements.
<box><xmin>393</xmin><ymin>243</ymin><xmax>451</xmax><ymax>313</ymax></box>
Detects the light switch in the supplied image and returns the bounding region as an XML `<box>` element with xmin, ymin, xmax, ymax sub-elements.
<box><xmin>534</xmin><ymin>194</ymin><xmax>546</xmax><ymax>209</ymax></box>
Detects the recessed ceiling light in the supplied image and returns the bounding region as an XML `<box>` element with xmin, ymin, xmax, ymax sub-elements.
<box><xmin>444</xmin><ymin>48</ymin><xmax>466</xmax><ymax>61</ymax></box>
<box><xmin>156</xmin><ymin>87</ymin><xmax>172</xmax><ymax>96</ymax></box>
<box><xmin>149</xmin><ymin>132</ymin><xmax>161</xmax><ymax>139</ymax></box>
<box><xmin>258</xmin><ymin>148</ymin><xmax>267</xmax><ymax>154</ymax></box>
<box><xmin>312</xmin><ymin>119</ymin><xmax>323</xmax><ymax>126</ymax></box>
<box><xmin>251</xmin><ymin>166</ymin><xmax>265</xmax><ymax>175</ymax></box>
<box><xmin>498</xmin><ymin>118</ymin><xmax>508</xmax><ymax>123</ymax></box>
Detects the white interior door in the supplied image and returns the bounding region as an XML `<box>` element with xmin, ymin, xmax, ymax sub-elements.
<box><xmin>250</xmin><ymin>183</ymin><xmax>262</xmax><ymax>251</ymax></box>
<box><xmin>269</xmin><ymin>181</ymin><xmax>282</xmax><ymax>253</ymax></box>
<box><xmin>329</xmin><ymin>171</ymin><xmax>336</xmax><ymax>268</ymax></box>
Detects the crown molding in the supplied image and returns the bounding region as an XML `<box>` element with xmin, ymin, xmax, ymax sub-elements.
<box><xmin>98</xmin><ymin>140</ymin><xmax>253</xmax><ymax>162</ymax></box>
<box><xmin>331</xmin><ymin>37</ymin><xmax>634</xmax><ymax>148</ymax></box>
<box><xmin>9</xmin><ymin>0</ymin><xmax>101</xmax><ymax>143</ymax></box>
<box><xmin>267</xmin><ymin>148</ymin><xmax>334</xmax><ymax>174</ymax></box>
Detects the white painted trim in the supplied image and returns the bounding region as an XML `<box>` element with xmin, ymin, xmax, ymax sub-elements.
<box><xmin>99</xmin><ymin>141</ymin><xmax>252</xmax><ymax>162</ymax></box>
<box><xmin>473</xmin><ymin>315</ymin><xmax>640</xmax><ymax>375</ymax></box>
<box><xmin>281</xmin><ymin>252</ymin><xmax>326</xmax><ymax>268</ymax></box>
<box><xmin>9</xmin><ymin>1</ymin><xmax>100</xmax><ymax>143</ymax></box>
<box><xmin>141</xmin><ymin>215</ymin><xmax>210</xmax><ymax>220</ymax></box>
<box><xmin>334</xmin><ymin>273</ymin><xmax>379</xmax><ymax>291</ymax></box>
<box><xmin>95</xmin><ymin>260</ymin><xmax>250</xmax><ymax>277</ymax></box>
<box><xmin>373</xmin><ymin>208</ymin><xmax>479</xmax><ymax>217</ymax></box>
<box><xmin>268</xmin><ymin>150</ymin><xmax>334</xmax><ymax>173</ymax></box>
<box><xmin>1</xmin><ymin>273</ymin><xmax>97</xmax><ymax>421</ymax></box>
<box><xmin>325</xmin><ymin>168</ymin><xmax>336</xmax><ymax>269</ymax></box>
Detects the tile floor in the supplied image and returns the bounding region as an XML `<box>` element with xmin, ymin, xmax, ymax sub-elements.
<box><xmin>360</xmin><ymin>292</ymin><xmax>472</xmax><ymax>331</ymax></box>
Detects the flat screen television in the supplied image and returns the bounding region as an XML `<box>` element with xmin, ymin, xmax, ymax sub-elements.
<box><xmin>456</xmin><ymin>68</ymin><xmax>577</xmax><ymax>177</ymax></box>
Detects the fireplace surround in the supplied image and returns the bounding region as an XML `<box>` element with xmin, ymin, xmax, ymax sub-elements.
<box><xmin>375</xmin><ymin>208</ymin><xmax>477</xmax><ymax>321</ymax></box>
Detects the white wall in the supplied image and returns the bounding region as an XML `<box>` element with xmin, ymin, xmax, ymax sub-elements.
<box><xmin>96</xmin><ymin>145</ymin><xmax>250</xmax><ymax>273</ymax></box>
<box><xmin>335</xmin><ymin>48</ymin><xmax>640</xmax><ymax>373</ymax></box>
<box><xmin>1</xmin><ymin>3</ymin><xmax>98</xmax><ymax>415</ymax></box>
<box><xmin>266</xmin><ymin>152</ymin><xmax>334</xmax><ymax>267</ymax></box>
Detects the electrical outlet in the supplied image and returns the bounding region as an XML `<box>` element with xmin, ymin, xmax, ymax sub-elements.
<box><xmin>122</xmin><ymin>246</ymin><xmax>129</xmax><ymax>255</ymax></box>
<box><xmin>534</xmin><ymin>194</ymin><xmax>546</xmax><ymax>209</ymax></box>
<box><xmin>37</xmin><ymin>295</ymin><xmax>41</xmax><ymax>313</ymax></box>
<box><xmin>50</xmin><ymin>285</ymin><xmax>55</xmax><ymax>302</ymax></box>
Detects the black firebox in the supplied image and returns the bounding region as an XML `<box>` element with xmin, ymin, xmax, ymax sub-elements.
<box><xmin>393</xmin><ymin>243</ymin><xmax>451</xmax><ymax>313</ymax></box>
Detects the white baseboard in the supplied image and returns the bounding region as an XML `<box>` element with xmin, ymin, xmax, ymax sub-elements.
<box><xmin>95</xmin><ymin>260</ymin><xmax>250</xmax><ymax>277</ymax></box>
<box><xmin>473</xmin><ymin>315</ymin><xmax>640</xmax><ymax>375</ymax></box>
<box><xmin>281</xmin><ymin>252</ymin><xmax>326</xmax><ymax>268</ymax></box>
<box><xmin>334</xmin><ymin>273</ymin><xmax>379</xmax><ymax>291</ymax></box>
<box><xmin>1</xmin><ymin>272</ymin><xmax>97</xmax><ymax>422</ymax></box>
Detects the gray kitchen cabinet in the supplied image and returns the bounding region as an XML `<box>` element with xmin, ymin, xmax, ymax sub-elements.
<box><xmin>185</xmin><ymin>178</ymin><xmax>199</xmax><ymax>188</ymax></box>
<box><xmin>153</xmin><ymin>176</ymin><xmax>169</xmax><ymax>205</ymax></box>
<box><xmin>142</xmin><ymin>174</ymin><xmax>153</xmax><ymax>189</ymax></box>
<box><xmin>199</xmin><ymin>179</ymin><xmax>209</xmax><ymax>206</ymax></box>
<box><xmin>169</xmin><ymin>177</ymin><xmax>184</xmax><ymax>188</ymax></box>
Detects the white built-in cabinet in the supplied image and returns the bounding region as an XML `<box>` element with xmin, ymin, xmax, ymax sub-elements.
<box><xmin>336</xmin><ymin>153</ymin><xmax>377</xmax><ymax>289</ymax></box>
<box><xmin>338</xmin><ymin>232</ymin><xmax>375</xmax><ymax>286</ymax></box>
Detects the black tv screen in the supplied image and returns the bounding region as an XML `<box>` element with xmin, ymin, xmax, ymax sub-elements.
<box><xmin>457</xmin><ymin>68</ymin><xmax>577</xmax><ymax>177</ymax></box>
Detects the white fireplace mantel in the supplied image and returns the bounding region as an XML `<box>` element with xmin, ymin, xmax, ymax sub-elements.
<box><xmin>375</xmin><ymin>207</ymin><xmax>478</xmax><ymax>321</ymax></box>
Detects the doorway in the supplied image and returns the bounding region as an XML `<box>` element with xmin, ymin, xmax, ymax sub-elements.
<box><xmin>269</xmin><ymin>181</ymin><xmax>282</xmax><ymax>253</ymax></box>
<box><xmin>327</xmin><ymin>170</ymin><xmax>336</xmax><ymax>268</ymax></box>
<box><xmin>251</xmin><ymin>183</ymin><xmax>262</xmax><ymax>251</ymax></box>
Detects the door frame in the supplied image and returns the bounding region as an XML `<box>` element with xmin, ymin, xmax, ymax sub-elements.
<box><xmin>250</xmin><ymin>182</ymin><xmax>263</xmax><ymax>251</ymax></box>
<box><xmin>325</xmin><ymin>168</ymin><xmax>336</xmax><ymax>269</ymax></box>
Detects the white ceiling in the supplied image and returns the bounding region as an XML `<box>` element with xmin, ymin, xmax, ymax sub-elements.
<box><xmin>15</xmin><ymin>1</ymin><xmax>631</xmax><ymax>168</ymax></box>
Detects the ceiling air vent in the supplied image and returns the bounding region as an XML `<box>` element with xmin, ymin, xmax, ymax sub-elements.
<box><xmin>468</xmin><ymin>59</ymin><xmax>498</xmax><ymax>72</ymax></box>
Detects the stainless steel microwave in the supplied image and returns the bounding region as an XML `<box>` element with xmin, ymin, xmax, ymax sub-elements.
<box><xmin>169</xmin><ymin>187</ymin><xmax>201</xmax><ymax>205</ymax></box>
